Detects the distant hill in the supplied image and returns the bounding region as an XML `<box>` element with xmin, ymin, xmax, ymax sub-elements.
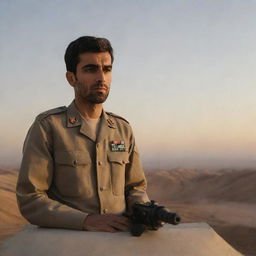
<box><xmin>146</xmin><ymin>168</ymin><xmax>256</xmax><ymax>204</ymax></box>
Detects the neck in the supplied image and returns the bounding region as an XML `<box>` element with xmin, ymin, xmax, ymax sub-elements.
<box><xmin>74</xmin><ymin>98</ymin><xmax>102</xmax><ymax>120</ymax></box>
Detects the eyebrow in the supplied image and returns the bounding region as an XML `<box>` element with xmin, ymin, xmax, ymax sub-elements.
<box><xmin>81</xmin><ymin>64</ymin><xmax>98</xmax><ymax>69</ymax></box>
<box><xmin>81</xmin><ymin>64</ymin><xmax>112</xmax><ymax>70</ymax></box>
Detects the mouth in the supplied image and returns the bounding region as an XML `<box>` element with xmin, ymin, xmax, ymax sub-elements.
<box><xmin>92</xmin><ymin>87</ymin><xmax>108</xmax><ymax>92</ymax></box>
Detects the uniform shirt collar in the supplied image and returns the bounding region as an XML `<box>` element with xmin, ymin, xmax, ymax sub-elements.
<box><xmin>66</xmin><ymin>100</ymin><xmax>116</xmax><ymax>129</ymax></box>
<box><xmin>66</xmin><ymin>101</ymin><xmax>82</xmax><ymax>127</ymax></box>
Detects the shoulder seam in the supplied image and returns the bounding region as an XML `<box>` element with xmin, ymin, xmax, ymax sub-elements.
<box><xmin>36</xmin><ymin>106</ymin><xmax>67</xmax><ymax>122</ymax></box>
<box><xmin>106</xmin><ymin>112</ymin><xmax>129</xmax><ymax>124</ymax></box>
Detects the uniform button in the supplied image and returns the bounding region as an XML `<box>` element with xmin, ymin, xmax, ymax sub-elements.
<box><xmin>98</xmin><ymin>161</ymin><xmax>102</xmax><ymax>165</ymax></box>
<box><xmin>96</xmin><ymin>143</ymin><xmax>99</xmax><ymax>149</ymax></box>
<box><xmin>73</xmin><ymin>160</ymin><xmax>77</xmax><ymax>165</ymax></box>
<box><xmin>122</xmin><ymin>160</ymin><xmax>126</xmax><ymax>164</ymax></box>
<box><xmin>100</xmin><ymin>186</ymin><xmax>104</xmax><ymax>191</ymax></box>
<box><xmin>103</xmin><ymin>209</ymin><xmax>108</xmax><ymax>214</ymax></box>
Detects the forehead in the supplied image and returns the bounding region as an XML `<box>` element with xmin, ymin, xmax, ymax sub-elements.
<box><xmin>77</xmin><ymin>52</ymin><xmax>112</xmax><ymax>66</ymax></box>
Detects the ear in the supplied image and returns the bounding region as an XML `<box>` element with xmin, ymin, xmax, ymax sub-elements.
<box><xmin>66</xmin><ymin>71</ymin><xmax>76</xmax><ymax>87</ymax></box>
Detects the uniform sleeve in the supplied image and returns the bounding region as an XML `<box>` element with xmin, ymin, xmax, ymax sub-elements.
<box><xmin>16</xmin><ymin>119</ymin><xmax>87</xmax><ymax>230</ymax></box>
<box><xmin>124</xmin><ymin>132</ymin><xmax>150</xmax><ymax>212</ymax></box>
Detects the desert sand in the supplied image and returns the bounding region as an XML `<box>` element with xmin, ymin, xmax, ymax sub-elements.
<box><xmin>1</xmin><ymin>167</ymin><xmax>255</xmax><ymax>256</ymax></box>
<box><xmin>0</xmin><ymin>168</ymin><xmax>27</xmax><ymax>243</ymax></box>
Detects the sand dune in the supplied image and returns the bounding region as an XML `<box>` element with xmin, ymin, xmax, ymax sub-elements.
<box><xmin>146</xmin><ymin>168</ymin><xmax>256</xmax><ymax>203</ymax></box>
<box><xmin>146</xmin><ymin>168</ymin><xmax>256</xmax><ymax>256</ymax></box>
<box><xmin>0</xmin><ymin>167</ymin><xmax>255</xmax><ymax>255</ymax></box>
<box><xmin>0</xmin><ymin>168</ymin><xmax>27</xmax><ymax>243</ymax></box>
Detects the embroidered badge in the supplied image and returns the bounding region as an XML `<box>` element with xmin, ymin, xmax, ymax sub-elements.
<box><xmin>110</xmin><ymin>141</ymin><xmax>126</xmax><ymax>152</ymax></box>
<box><xmin>69</xmin><ymin>117</ymin><xmax>77</xmax><ymax>124</ymax></box>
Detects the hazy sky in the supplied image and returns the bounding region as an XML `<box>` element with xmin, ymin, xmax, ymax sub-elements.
<box><xmin>1</xmin><ymin>0</ymin><xmax>256</xmax><ymax>169</ymax></box>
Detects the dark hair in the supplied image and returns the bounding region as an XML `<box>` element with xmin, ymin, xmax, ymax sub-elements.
<box><xmin>64</xmin><ymin>36</ymin><xmax>114</xmax><ymax>74</ymax></box>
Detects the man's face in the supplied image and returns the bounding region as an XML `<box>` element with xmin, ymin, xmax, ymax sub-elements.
<box><xmin>71</xmin><ymin>52</ymin><xmax>112</xmax><ymax>104</ymax></box>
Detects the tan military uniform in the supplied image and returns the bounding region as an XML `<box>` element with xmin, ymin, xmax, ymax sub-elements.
<box><xmin>16</xmin><ymin>101</ymin><xmax>149</xmax><ymax>230</ymax></box>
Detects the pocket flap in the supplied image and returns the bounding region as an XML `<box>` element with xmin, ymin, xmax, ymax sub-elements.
<box><xmin>55</xmin><ymin>151</ymin><xmax>91</xmax><ymax>166</ymax></box>
<box><xmin>107</xmin><ymin>152</ymin><xmax>129</xmax><ymax>165</ymax></box>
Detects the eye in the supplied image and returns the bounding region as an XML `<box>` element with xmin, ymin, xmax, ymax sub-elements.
<box><xmin>104</xmin><ymin>66</ymin><xmax>112</xmax><ymax>73</ymax></box>
<box><xmin>84</xmin><ymin>66</ymin><xmax>97</xmax><ymax>73</ymax></box>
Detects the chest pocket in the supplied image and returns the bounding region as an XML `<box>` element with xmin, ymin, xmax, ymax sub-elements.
<box><xmin>108</xmin><ymin>152</ymin><xmax>129</xmax><ymax>196</ymax></box>
<box><xmin>54</xmin><ymin>151</ymin><xmax>92</xmax><ymax>197</ymax></box>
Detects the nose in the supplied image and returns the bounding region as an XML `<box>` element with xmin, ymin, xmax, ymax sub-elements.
<box><xmin>96</xmin><ymin>69</ymin><xmax>105</xmax><ymax>83</ymax></box>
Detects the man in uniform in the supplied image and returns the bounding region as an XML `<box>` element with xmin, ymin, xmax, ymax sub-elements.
<box><xmin>16</xmin><ymin>36</ymin><xmax>149</xmax><ymax>232</ymax></box>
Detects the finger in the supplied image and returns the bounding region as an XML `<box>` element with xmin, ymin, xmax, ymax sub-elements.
<box><xmin>110</xmin><ymin>215</ymin><xmax>130</xmax><ymax>225</ymax></box>
<box><xmin>92</xmin><ymin>225</ymin><xmax>117</xmax><ymax>233</ymax></box>
<box><xmin>111</xmin><ymin>221</ymin><xmax>130</xmax><ymax>231</ymax></box>
<box><xmin>103</xmin><ymin>225</ymin><xmax>118</xmax><ymax>233</ymax></box>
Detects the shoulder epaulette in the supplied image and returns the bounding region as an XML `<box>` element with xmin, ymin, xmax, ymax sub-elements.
<box><xmin>36</xmin><ymin>106</ymin><xmax>67</xmax><ymax>121</ymax></box>
<box><xmin>106</xmin><ymin>112</ymin><xmax>129</xmax><ymax>124</ymax></box>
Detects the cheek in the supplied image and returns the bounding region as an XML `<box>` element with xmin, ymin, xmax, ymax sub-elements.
<box><xmin>75</xmin><ymin>82</ymin><xmax>87</xmax><ymax>94</ymax></box>
<box><xmin>106</xmin><ymin>74</ymin><xmax>112</xmax><ymax>85</ymax></box>
<box><xmin>76</xmin><ymin>73</ymin><xmax>93</xmax><ymax>85</ymax></box>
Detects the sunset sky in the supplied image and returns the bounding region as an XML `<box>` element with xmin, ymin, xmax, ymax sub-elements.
<box><xmin>1</xmin><ymin>0</ymin><xmax>256</xmax><ymax>169</ymax></box>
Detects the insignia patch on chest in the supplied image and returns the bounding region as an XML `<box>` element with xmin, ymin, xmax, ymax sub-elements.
<box><xmin>110</xmin><ymin>141</ymin><xmax>126</xmax><ymax>152</ymax></box>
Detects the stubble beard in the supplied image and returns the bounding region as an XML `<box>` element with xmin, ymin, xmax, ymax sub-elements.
<box><xmin>75</xmin><ymin>80</ymin><xmax>110</xmax><ymax>104</ymax></box>
<box><xmin>85</xmin><ymin>90</ymin><xmax>109</xmax><ymax>104</ymax></box>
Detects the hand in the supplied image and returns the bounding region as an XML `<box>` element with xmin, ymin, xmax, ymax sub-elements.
<box><xmin>83</xmin><ymin>214</ymin><xmax>130</xmax><ymax>232</ymax></box>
